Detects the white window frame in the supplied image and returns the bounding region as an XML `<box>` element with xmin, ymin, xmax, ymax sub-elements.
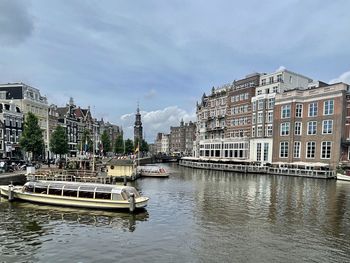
<box><xmin>322</xmin><ymin>120</ymin><xmax>333</xmax><ymax>134</ymax></box>
<box><xmin>294</xmin><ymin>122</ymin><xmax>302</xmax><ymax>135</ymax></box>
<box><xmin>307</xmin><ymin>121</ymin><xmax>317</xmax><ymax>135</ymax></box>
<box><xmin>293</xmin><ymin>141</ymin><xmax>301</xmax><ymax>158</ymax></box>
<box><xmin>308</xmin><ymin>102</ymin><xmax>318</xmax><ymax>117</ymax></box>
<box><xmin>324</xmin><ymin>100</ymin><xmax>334</xmax><ymax>115</ymax></box>
<box><xmin>321</xmin><ymin>141</ymin><xmax>332</xmax><ymax>159</ymax></box>
<box><xmin>306</xmin><ymin>141</ymin><xmax>316</xmax><ymax>159</ymax></box>
<box><xmin>280</xmin><ymin>141</ymin><xmax>289</xmax><ymax>158</ymax></box>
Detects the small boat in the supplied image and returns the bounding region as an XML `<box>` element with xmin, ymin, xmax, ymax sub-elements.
<box><xmin>0</xmin><ymin>181</ymin><xmax>149</xmax><ymax>211</ymax></box>
<box><xmin>137</xmin><ymin>165</ymin><xmax>169</xmax><ymax>177</ymax></box>
<box><xmin>336</xmin><ymin>173</ymin><xmax>350</xmax><ymax>182</ymax></box>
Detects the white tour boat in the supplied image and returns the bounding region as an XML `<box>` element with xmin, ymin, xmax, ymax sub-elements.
<box><xmin>137</xmin><ymin>165</ymin><xmax>169</xmax><ymax>177</ymax></box>
<box><xmin>0</xmin><ymin>181</ymin><xmax>149</xmax><ymax>211</ymax></box>
<box><xmin>337</xmin><ymin>173</ymin><xmax>350</xmax><ymax>182</ymax></box>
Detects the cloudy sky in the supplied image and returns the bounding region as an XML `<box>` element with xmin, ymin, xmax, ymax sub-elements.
<box><xmin>0</xmin><ymin>0</ymin><xmax>349</xmax><ymax>141</ymax></box>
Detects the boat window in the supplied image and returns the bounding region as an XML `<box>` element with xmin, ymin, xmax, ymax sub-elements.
<box><xmin>23</xmin><ymin>185</ymin><xmax>34</xmax><ymax>193</ymax></box>
<box><xmin>63</xmin><ymin>190</ymin><xmax>78</xmax><ymax>197</ymax></box>
<box><xmin>78</xmin><ymin>191</ymin><xmax>94</xmax><ymax>199</ymax></box>
<box><xmin>49</xmin><ymin>188</ymin><xmax>63</xmax><ymax>195</ymax></box>
<box><xmin>95</xmin><ymin>192</ymin><xmax>112</xmax><ymax>200</ymax></box>
<box><xmin>34</xmin><ymin>187</ymin><xmax>47</xmax><ymax>194</ymax></box>
<box><xmin>112</xmin><ymin>193</ymin><xmax>123</xmax><ymax>200</ymax></box>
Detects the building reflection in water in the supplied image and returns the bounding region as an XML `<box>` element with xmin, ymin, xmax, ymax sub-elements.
<box><xmin>181</xmin><ymin>166</ymin><xmax>350</xmax><ymax>261</ymax></box>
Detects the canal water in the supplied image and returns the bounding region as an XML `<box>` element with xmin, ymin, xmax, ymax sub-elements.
<box><xmin>1</xmin><ymin>164</ymin><xmax>350</xmax><ymax>262</ymax></box>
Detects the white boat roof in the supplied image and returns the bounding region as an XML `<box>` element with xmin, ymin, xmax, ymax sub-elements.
<box><xmin>25</xmin><ymin>181</ymin><xmax>135</xmax><ymax>194</ymax></box>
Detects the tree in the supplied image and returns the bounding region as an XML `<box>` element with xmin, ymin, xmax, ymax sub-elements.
<box><xmin>101</xmin><ymin>130</ymin><xmax>111</xmax><ymax>155</ymax></box>
<box><xmin>114</xmin><ymin>134</ymin><xmax>124</xmax><ymax>154</ymax></box>
<box><xmin>19</xmin><ymin>112</ymin><xmax>45</xmax><ymax>161</ymax></box>
<box><xmin>78</xmin><ymin>129</ymin><xmax>93</xmax><ymax>153</ymax></box>
<box><xmin>124</xmin><ymin>139</ymin><xmax>134</xmax><ymax>154</ymax></box>
<box><xmin>141</xmin><ymin>139</ymin><xmax>149</xmax><ymax>152</ymax></box>
<box><xmin>50</xmin><ymin>125</ymin><xmax>69</xmax><ymax>157</ymax></box>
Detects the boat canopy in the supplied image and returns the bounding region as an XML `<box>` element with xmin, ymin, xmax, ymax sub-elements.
<box><xmin>24</xmin><ymin>181</ymin><xmax>135</xmax><ymax>195</ymax></box>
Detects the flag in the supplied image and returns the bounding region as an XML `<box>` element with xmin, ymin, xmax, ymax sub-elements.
<box><xmin>134</xmin><ymin>145</ymin><xmax>139</xmax><ymax>154</ymax></box>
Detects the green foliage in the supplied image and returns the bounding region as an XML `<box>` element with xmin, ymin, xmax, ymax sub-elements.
<box><xmin>114</xmin><ymin>134</ymin><xmax>124</xmax><ymax>154</ymax></box>
<box><xmin>101</xmin><ymin>130</ymin><xmax>111</xmax><ymax>154</ymax></box>
<box><xmin>124</xmin><ymin>139</ymin><xmax>134</xmax><ymax>154</ymax></box>
<box><xmin>19</xmin><ymin>112</ymin><xmax>45</xmax><ymax>160</ymax></box>
<box><xmin>50</xmin><ymin>125</ymin><xmax>69</xmax><ymax>156</ymax></box>
<box><xmin>141</xmin><ymin>139</ymin><xmax>149</xmax><ymax>152</ymax></box>
<box><xmin>78</xmin><ymin>129</ymin><xmax>93</xmax><ymax>153</ymax></box>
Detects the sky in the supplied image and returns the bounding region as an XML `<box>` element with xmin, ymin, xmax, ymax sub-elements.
<box><xmin>0</xmin><ymin>0</ymin><xmax>350</xmax><ymax>142</ymax></box>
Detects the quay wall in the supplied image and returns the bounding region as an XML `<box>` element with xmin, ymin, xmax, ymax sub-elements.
<box><xmin>0</xmin><ymin>173</ymin><xmax>26</xmax><ymax>185</ymax></box>
<box><xmin>179</xmin><ymin>159</ymin><xmax>335</xmax><ymax>180</ymax></box>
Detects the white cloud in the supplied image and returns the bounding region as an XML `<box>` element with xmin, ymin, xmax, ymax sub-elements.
<box><xmin>120</xmin><ymin>106</ymin><xmax>196</xmax><ymax>142</ymax></box>
<box><xmin>329</xmin><ymin>70</ymin><xmax>350</xmax><ymax>84</ymax></box>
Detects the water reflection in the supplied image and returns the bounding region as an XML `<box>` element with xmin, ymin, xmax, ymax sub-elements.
<box><xmin>0</xmin><ymin>198</ymin><xmax>148</xmax><ymax>262</ymax></box>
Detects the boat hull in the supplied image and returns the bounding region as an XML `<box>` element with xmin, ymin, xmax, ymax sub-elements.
<box><xmin>337</xmin><ymin>173</ymin><xmax>350</xmax><ymax>182</ymax></box>
<box><xmin>140</xmin><ymin>172</ymin><xmax>169</xmax><ymax>178</ymax></box>
<box><xmin>0</xmin><ymin>186</ymin><xmax>148</xmax><ymax>210</ymax></box>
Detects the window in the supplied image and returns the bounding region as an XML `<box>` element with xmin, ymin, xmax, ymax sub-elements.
<box><xmin>324</xmin><ymin>100</ymin><xmax>334</xmax><ymax>115</ymax></box>
<box><xmin>293</xmin><ymin>141</ymin><xmax>301</xmax><ymax>158</ymax></box>
<box><xmin>258</xmin><ymin>100</ymin><xmax>264</xmax><ymax>110</ymax></box>
<box><xmin>294</xmin><ymin>122</ymin><xmax>302</xmax><ymax>135</ymax></box>
<box><xmin>307</xmin><ymin>121</ymin><xmax>317</xmax><ymax>135</ymax></box>
<box><xmin>280</xmin><ymin>122</ymin><xmax>290</xmax><ymax>136</ymax></box>
<box><xmin>280</xmin><ymin>142</ymin><xmax>289</xmax><ymax>158</ymax></box>
<box><xmin>306</xmin><ymin>141</ymin><xmax>316</xmax><ymax>158</ymax></box>
<box><xmin>269</xmin><ymin>76</ymin><xmax>274</xmax><ymax>84</ymax></box>
<box><xmin>308</xmin><ymin>102</ymin><xmax>318</xmax><ymax>117</ymax></box>
<box><xmin>252</xmin><ymin>113</ymin><xmax>256</xmax><ymax>124</ymax></box>
<box><xmin>262</xmin><ymin>79</ymin><xmax>266</xmax><ymax>85</ymax></box>
<box><xmin>265</xmin><ymin>124</ymin><xmax>273</xmax><ymax>137</ymax></box>
<box><xmin>252</xmin><ymin>101</ymin><xmax>256</xmax><ymax>111</ymax></box>
<box><xmin>281</xmin><ymin>105</ymin><xmax>291</xmax><ymax>118</ymax></box>
<box><xmin>257</xmin><ymin>112</ymin><xmax>263</xmax><ymax>124</ymax></box>
<box><xmin>273</xmin><ymin>86</ymin><xmax>278</xmax><ymax>93</ymax></box>
<box><xmin>321</xmin><ymin>141</ymin><xmax>332</xmax><ymax>159</ymax></box>
<box><xmin>257</xmin><ymin>126</ymin><xmax>263</xmax><ymax>137</ymax></box>
<box><xmin>268</xmin><ymin>98</ymin><xmax>275</xmax><ymax>109</ymax></box>
<box><xmin>263</xmin><ymin>143</ymin><xmax>269</xmax><ymax>162</ymax></box>
<box><xmin>295</xmin><ymin>104</ymin><xmax>303</xmax><ymax>117</ymax></box>
<box><xmin>277</xmin><ymin>74</ymin><xmax>282</xmax><ymax>82</ymax></box>
<box><xmin>266</xmin><ymin>112</ymin><xmax>273</xmax><ymax>123</ymax></box>
<box><xmin>252</xmin><ymin>127</ymin><xmax>256</xmax><ymax>137</ymax></box>
<box><xmin>322</xmin><ymin>120</ymin><xmax>333</xmax><ymax>134</ymax></box>
<box><xmin>257</xmin><ymin>143</ymin><xmax>261</xmax><ymax>161</ymax></box>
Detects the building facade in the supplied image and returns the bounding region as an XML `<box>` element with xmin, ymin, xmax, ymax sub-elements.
<box><xmin>272</xmin><ymin>82</ymin><xmax>350</xmax><ymax>169</ymax></box>
<box><xmin>0</xmin><ymin>83</ymin><xmax>49</xmax><ymax>157</ymax></box>
<box><xmin>249</xmin><ymin>69</ymin><xmax>313</xmax><ymax>164</ymax></box>
<box><xmin>0</xmin><ymin>102</ymin><xmax>24</xmax><ymax>158</ymax></box>
<box><xmin>57</xmin><ymin>99</ymin><xmax>80</xmax><ymax>157</ymax></box>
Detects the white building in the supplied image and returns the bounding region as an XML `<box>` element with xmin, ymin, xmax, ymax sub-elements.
<box><xmin>249</xmin><ymin>69</ymin><xmax>313</xmax><ymax>164</ymax></box>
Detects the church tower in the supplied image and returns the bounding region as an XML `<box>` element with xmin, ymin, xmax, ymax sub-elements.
<box><xmin>134</xmin><ymin>104</ymin><xmax>143</xmax><ymax>143</ymax></box>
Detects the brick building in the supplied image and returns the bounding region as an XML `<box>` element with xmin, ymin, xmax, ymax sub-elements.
<box><xmin>272</xmin><ymin>82</ymin><xmax>350</xmax><ymax>169</ymax></box>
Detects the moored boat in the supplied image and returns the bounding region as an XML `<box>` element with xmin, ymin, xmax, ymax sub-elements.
<box><xmin>337</xmin><ymin>173</ymin><xmax>350</xmax><ymax>182</ymax></box>
<box><xmin>0</xmin><ymin>181</ymin><xmax>149</xmax><ymax>211</ymax></box>
<box><xmin>137</xmin><ymin>165</ymin><xmax>169</xmax><ymax>177</ymax></box>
